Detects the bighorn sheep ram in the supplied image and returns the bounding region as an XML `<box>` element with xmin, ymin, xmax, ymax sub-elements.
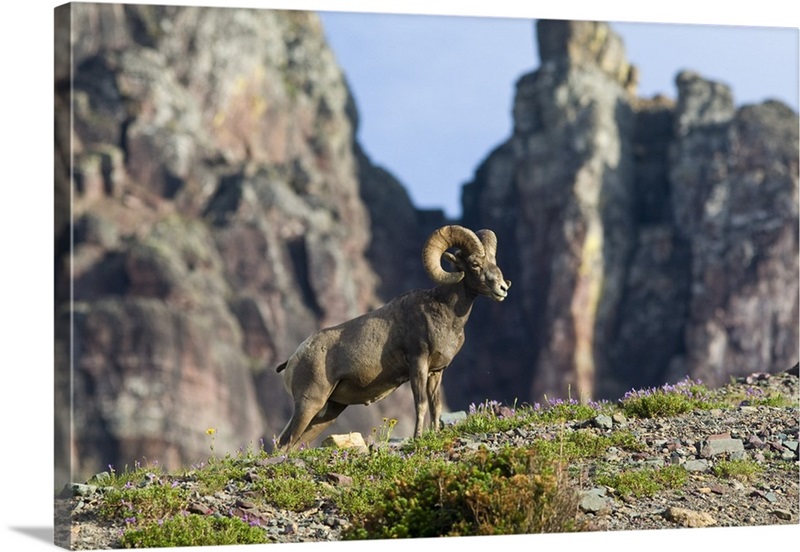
<box><xmin>275</xmin><ymin>225</ymin><xmax>510</xmax><ymax>451</ymax></box>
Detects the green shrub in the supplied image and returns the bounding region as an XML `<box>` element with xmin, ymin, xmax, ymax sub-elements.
<box><xmin>530</xmin><ymin>398</ymin><xmax>612</xmax><ymax>424</ymax></box>
<box><xmin>531</xmin><ymin>428</ymin><xmax>645</xmax><ymax>464</ymax></box>
<box><xmin>98</xmin><ymin>482</ymin><xmax>188</xmax><ymax>525</ymax></box>
<box><xmin>249</xmin><ymin>446</ymin><xmax>422</xmax><ymax>515</ymax></box>
<box><xmin>192</xmin><ymin>460</ymin><xmax>248</xmax><ymax>496</ymax></box>
<box><xmin>459</xmin><ymin>398</ymin><xmax>611</xmax><ymax>436</ymax></box>
<box><xmin>619</xmin><ymin>377</ymin><xmax>724</xmax><ymax>418</ymax></box>
<box><xmin>343</xmin><ymin>446</ymin><xmax>582</xmax><ymax>539</ymax></box>
<box><xmin>725</xmin><ymin>386</ymin><xmax>793</xmax><ymax>408</ymax></box>
<box><xmin>120</xmin><ymin>513</ymin><xmax>269</xmax><ymax>548</ymax></box>
<box><xmin>596</xmin><ymin>465</ymin><xmax>688</xmax><ymax>498</ymax></box>
<box><xmin>713</xmin><ymin>459</ymin><xmax>763</xmax><ymax>482</ymax></box>
<box><xmin>325</xmin><ymin>447</ymin><xmax>420</xmax><ymax>517</ymax></box>
<box><xmin>254</xmin><ymin>473</ymin><xmax>321</xmax><ymax>511</ymax></box>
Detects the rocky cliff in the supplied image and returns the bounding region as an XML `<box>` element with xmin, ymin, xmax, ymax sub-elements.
<box><xmin>54</xmin><ymin>4</ymin><xmax>440</xmax><ymax>484</ymax></box>
<box><xmin>458</xmin><ymin>20</ymin><xmax>798</xmax><ymax>406</ymax></box>
<box><xmin>55</xmin><ymin>8</ymin><xmax>798</xmax><ymax>484</ymax></box>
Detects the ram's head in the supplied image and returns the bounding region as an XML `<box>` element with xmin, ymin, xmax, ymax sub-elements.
<box><xmin>422</xmin><ymin>225</ymin><xmax>511</xmax><ymax>302</ymax></box>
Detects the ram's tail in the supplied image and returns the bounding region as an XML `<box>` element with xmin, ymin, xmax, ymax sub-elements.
<box><xmin>276</xmin><ymin>361</ymin><xmax>288</xmax><ymax>373</ymax></box>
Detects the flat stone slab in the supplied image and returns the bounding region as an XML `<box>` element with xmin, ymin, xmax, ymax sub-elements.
<box><xmin>321</xmin><ymin>432</ymin><xmax>368</xmax><ymax>451</ymax></box>
<box><xmin>698</xmin><ymin>437</ymin><xmax>744</xmax><ymax>458</ymax></box>
<box><xmin>664</xmin><ymin>506</ymin><xmax>717</xmax><ymax>528</ymax></box>
<box><xmin>440</xmin><ymin>411</ymin><xmax>467</xmax><ymax>426</ymax></box>
<box><xmin>683</xmin><ymin>459</ymin><xmax>710</xmax><ymax>472</ymax></box>
<box><xmin>579</xmin><ymin>488</ymin><xmax>611</xmax><ymax>514</ymax></box>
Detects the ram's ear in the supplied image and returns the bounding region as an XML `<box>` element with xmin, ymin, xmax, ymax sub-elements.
<box><xmin>442</xmin><ymin>251</ymin><xmax>460</xmax><ymax>268</ymax></box>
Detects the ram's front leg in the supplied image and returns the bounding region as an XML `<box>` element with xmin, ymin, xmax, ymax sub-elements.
<box><xmin>427</xmin><ymin>370</ymin><xmax>443</xmax><ymax>431</ymax></box>
<box><xmin>409</xmin><ymin>358</ymin><xmax>430</xmax><ymax>439</ymax></box>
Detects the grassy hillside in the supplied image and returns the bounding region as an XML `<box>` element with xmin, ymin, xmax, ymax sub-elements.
<box><xmin>57</xmin><ymin>371</ymin><xmax>799</xmax><ymax>549</ymax></box>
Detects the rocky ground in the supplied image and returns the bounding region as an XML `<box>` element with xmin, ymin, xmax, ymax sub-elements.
<box><xmin>57</xmin><ymin>369</ymin><xmax>799</xmax><ymax>549</ymax></box>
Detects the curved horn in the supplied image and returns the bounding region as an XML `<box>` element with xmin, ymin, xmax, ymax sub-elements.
<box><xmin>422</xmin><ymin>225</ymin><xmax>485</xmax><ymax>285</ymax></box>
<box><xmin>476</xmin><ymin>229</ymin><xmax>498</xmax><ymax>261</ymax></box>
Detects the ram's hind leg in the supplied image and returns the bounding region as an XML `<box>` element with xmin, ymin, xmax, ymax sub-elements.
<box><xmin>294</xmin><ymin>400</ymin><xmax>348</xmax><ymax>448</ymax></box>
<box><xmin>276</xmin><ymin>396</ymin><xmax>327</xmax><ymax>452</ymax></box>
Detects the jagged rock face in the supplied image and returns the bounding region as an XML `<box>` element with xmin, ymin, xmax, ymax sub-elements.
<box><xmin>535</xmin><ymin>19</ymin><xmax>638</xmax><ymax>93</ymax></box>
<box><xmin>459</xmin><ymin>20</ymin><xmax>798</xmax><ymax>406</ymax></box>
<box><xmin>607</xmin><ymin>79</ymin><xmax>798</xmax><ymax>397</ymax></box>
<box><xmin>669</xmin><ymin>77</ymin><xmax>799</xmax><ymax>388</ymax></box>
<box><xmin>462</xmin><ymin>20</ymin><xmax>637</xmax><ymax>403</ymax></box>
<box><xmin>55</xmin><ymin>4</ymin><xmax>417</xmax><ymax>483</ymax></box>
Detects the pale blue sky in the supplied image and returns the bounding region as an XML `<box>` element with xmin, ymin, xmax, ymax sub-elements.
<box><xmin>319</xmin><ymin>11</ymin><xmax>799</xmax><ymax>218</ymax></box>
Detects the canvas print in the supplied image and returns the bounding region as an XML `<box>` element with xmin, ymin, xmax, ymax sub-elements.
<box><xmin>54</xmin><ymin>2</ymin><xmax>799</xmax><ymax>549</ymax></box>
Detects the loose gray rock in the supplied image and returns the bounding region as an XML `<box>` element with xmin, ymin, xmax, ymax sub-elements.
<box><xmin>440</xmin><ymin>411</ymin><xmax>468</xmax><ymax>426</ymax></box>
<box><xmin>283</xmin><ymin>521</ymin><xmax>299</xmax><ymax>535</ymax></box>
<box><xmin>593</xmin><ymin>414</ymin><xmax>614</xmax><ymax>430</ymax></box>
<box><xmin>683</xmin><ymin>459</ymin><xmax>710</xmax><ymax>472</ymax></box>
<box><xmin>751</xmin><ymin>490</ymin><xmax>779</xmax><ymax>503</ymax></box>
<box><xmin>611</xmin><ymin>412</ymin><xmax>628</xmax><ymax>425</ymax></box>
<box><xmin>188</xmin><ymin>502</ymin><xmax>213</xmax><ymax>516</ymax></box>
<box><xmin>69</xmin><ymin>483</ymin><xmax>98</xmax><ymax>497</ymax></box>
<box><xmin>579</xmin><ymin>488</ymin><xmax>611</xmax><ymax>514</ymax></box>
<box><xmin>88</xmin><ymin>472</ymin><xmax>112</xmax><ymax>485</ymax></box>
<box><xmin>641</xmin><ymin>457</ymin><xmax>665</xmax><ymax>469</ymax></box>
<box><xmin>663</xmin><ymin>506</ymin><xmax>717</xmax><ymax>528</ymax></box>
<box><xmin>604</xmin><ymin>446</ymin><xmax>622</xmax><ymax>462</ymax></box>
<box><xmin>699</xmin><ymin>437</ymin><xmax>745</xmax><ymax>458</ymax></box>
<box><xmin>325</xmin><ymin>473</ymin><xmax>354</xmax><ymax>487</ymax></box>
<box><xmin>771</xmin><ymin>509</ymin><xmax>792</xmax><ymax>521</ymax></box>
<box><xmin>235</xmin><ymin>499</ymin><xmax>256</xmax><ymax>510</ymax></box>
